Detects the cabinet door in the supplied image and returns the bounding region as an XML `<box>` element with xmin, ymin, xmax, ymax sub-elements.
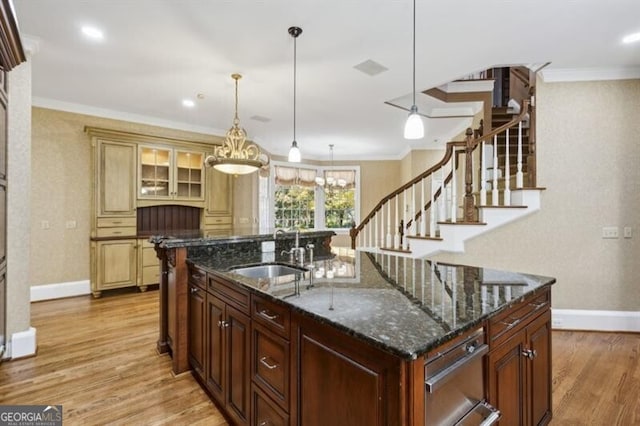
<box><xmin>226</xmin><ymin>305</ymin><xmax>251</xmax><ymax>426</ymax></box>
<box><xmin>207</xmin><ymin>294</ymin><xmax>225</xmax><ymax>402</ymax></box>
<box><xmin>139</xmin><ymin>146</ymin><xmax>172</xmax><ymax>199</ymax></box>
<box><xmin>488</xmin><ymin>330</ymin><xmax>527</xmax><ymax>426</ymax></box>
<box><xmin>175</xmin><ymin>150</ymin><xmax>204</xmax><ymax>201</ymax></box>
<box><xmin>95</xmin><ymin>240</ymin><xmax>137</xmax><ymax>291</ymax></box>
<box><xmin>188</xmin><ymin>282</ymin><xmax>206</xmax><ymax>380</ymax></box>
<box><xmin>98</xmin><ymin>141</ymin><xmax>136</xmax><ymax>216</ymax></box>
<box><xmin>206</xmin><ymin>167</ymin><xmax>232</xmax><ymax>216</ymax></box>
<box><xmin>527</xmin><ymin>310</ymin><xmax>552</xmax><ymax>426</ymax></box>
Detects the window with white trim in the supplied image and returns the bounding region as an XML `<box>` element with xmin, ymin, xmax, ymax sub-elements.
<box><xmin>263</xmin><ymin>162</ymin><xmax>360</xmax><ymax>232</ymax></box>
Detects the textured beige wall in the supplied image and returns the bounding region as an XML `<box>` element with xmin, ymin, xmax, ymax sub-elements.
<box><xmin>433</xmin><ymin>78</ymin><xmax>640</xmax><ymax>311</ymax></box>
<box><xmin>6</xmin><ymin>58</ymin><xmax>32</xmax><ymax>340</ymax></box>
<box><xmin>30</xmin><ymin>107</ymin><xmax>225</xmax><ymax>286</ymax></box>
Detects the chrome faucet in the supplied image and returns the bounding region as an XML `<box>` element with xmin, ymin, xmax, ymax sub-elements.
<box><xmin>273</xmin><ymin>229</ymin><xmax>286</xmax><ymax>239</ymax></box>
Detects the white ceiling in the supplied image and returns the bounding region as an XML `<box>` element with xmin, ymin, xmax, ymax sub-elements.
<box><xmin>14</xmin><ymin>0</ymin><xmax>640</xmax><ymax>161</ymax></box>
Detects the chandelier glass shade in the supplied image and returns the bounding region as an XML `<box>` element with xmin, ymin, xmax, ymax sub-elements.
<box><xmin>315</xmin><ymin>144</ymin><xmax>347</xmax><ymax>188</ymax></box>
<box><xmin>204</xmin><ymin>73</ymin><xmax>268</xmax><ymax>175</ymax></box>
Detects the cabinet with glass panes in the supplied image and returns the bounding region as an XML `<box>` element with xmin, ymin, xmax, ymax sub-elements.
<box><xmin>138</xmin><ymin>146</ymin><xmax>204</xmax><ymax>201</ymax></box>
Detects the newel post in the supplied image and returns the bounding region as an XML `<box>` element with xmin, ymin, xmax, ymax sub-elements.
<box><xmin>527</xmin><ymin>87</ymin><xmax>537</xmax><ymax>187</ymax></box>
<box><xmin>463</xmin><ymin>128</ymin><xmax>476</xmax><ymax>221</ymax></box>
<box><xmin>349</xmin><ymin>223</ymin><xmax>357</xmax><ymax>249</ymax></box>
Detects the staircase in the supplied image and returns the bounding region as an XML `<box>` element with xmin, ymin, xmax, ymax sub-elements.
<box><xmin>350</xmin><ymin>94</ymin><xmax>543</xmax><ymax>258</ymax></box>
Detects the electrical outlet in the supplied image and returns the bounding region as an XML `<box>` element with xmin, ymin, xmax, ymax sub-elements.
<box><xmin>41</xmin><ymin>220</ymin><xmax>50</xmax><ymax>230</ymax></box>
<box><xmin>624</xmin><ymin>226</ymin><xmax>633</xmax><ymax>239</ymax></box>
<box><xmin>65</xmin><ymin>220</ymin><xmax>77</xmax><ymax>229</ymax></box>
<box><xmin>602</xmin><ymin>226</ymin><xmax>619</xmax><ymax>239</ymax></box>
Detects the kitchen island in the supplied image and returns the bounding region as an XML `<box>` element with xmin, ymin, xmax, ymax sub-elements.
<box><xmin>154</xmin><ymin>232</ymin><xmax>555</xmax><ymax>426</ymax></box>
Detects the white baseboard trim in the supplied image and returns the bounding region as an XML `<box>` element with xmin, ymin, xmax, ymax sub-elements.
<box><xmin>30</xmin><ymin>280</ymin><xmax>91</xmax><ymax>302</ymax></box>
<box><xmin>10</xmin><ymin>327</ymin><xmax>37</xmax><ymax>359</ymax></box>
<box><xmin>552</xmin><ymin>309</ymin><xmax>640</xmax><ymax>333</ymax></box>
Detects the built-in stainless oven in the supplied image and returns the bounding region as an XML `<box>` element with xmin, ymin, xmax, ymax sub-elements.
<box><xmin>425</xmin><ymin>329</ymin><xmax>500</xmax><ymax>426</ymax></box>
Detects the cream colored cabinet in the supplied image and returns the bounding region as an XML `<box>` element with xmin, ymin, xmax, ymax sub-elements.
<box><xmin>203</xmin><ymin>167</ymin><xmax>233</xmax><ymax>235</ymax></box>
<box><xmin>92</xmin><ymin>239</ymin><xmax>138</xmax><ymax>298</ymax></box>
<box><xmin>96</xmin><ymin>140</ymin><xmax>137</xmax><ymax>218</ymax></box>
<box><xmin>138</xmin><ymin>238</ymin><xmax>160</xmax><ymax>291</ymax></box>
<box><xmin>138</xmin><ymin>146</ymin><xmax>205</xmax><ymax>202</ymax></box>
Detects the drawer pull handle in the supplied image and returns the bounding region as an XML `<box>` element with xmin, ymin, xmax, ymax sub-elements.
<box><xmin>190</xmin><ymin>287</ymin><xmax>198</xmax><ymax>294</ymax></box>
<box><xmin>258</xmin><ymin>421</ymin><xmax>269</xmax><ymax>426</ymax></box>
<box><xmin>218</xmin><ymin>320</ymin><xmax>229</xmax><ymax>328</ymax></box>
<box><xmin>530</xmin><ymin>302</ymin><xmax>547</xmax><ymax>310</ymax></box>
<box><xmin>191</xmin><ymin>273</ymin><xmax>203</xmax><ymax>281</ymax></box>
<box><xmin>258</xmin><ymin>309</ymin><xmax>278</xmax><ymax>321</ymax></box>
<box><xmin>260</xmin><ymin>356</ymin><xmax>279</xmax><ymax>370</ymax></box>
<box><xmin>112</xmin><ymin>221</ymin><xmax>122</xmax><ymax>224</ymax></box>
<box><xmin>521</xmin><ymin>349</ymin><xmax>537</xmax><ymax>360</ymax></box>
<box><xmin>112</xmin><ymin>231</ymin><xmax>121</xmax><ymax>235</ymax></box>
<box><xmin>500</xmin><ymin>318</ymin><xmax>521</xmax><ymax>330</ymax></box>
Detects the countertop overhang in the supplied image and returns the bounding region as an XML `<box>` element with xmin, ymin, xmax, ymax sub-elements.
<box><xmin>188</xmin><ymin>249</ymin><xmax>555</xmax><ymax>360</ymax></box>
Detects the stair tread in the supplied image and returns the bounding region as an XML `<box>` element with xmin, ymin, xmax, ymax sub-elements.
<box><xmin>380</xmin><ymin>247</ymin><xmax>412</xmax><ymax>254</ymax></box>
<box><xmin>406</xmin><ymin>235</ymin><xmax>443</xmax><ymax>241</ymax></box>
<box><xmin>437</xmin><ymin>220</ymin><xmax>487</xmax><ymax>225</ymax></box>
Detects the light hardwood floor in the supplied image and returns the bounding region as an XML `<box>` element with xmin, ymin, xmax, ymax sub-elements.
<box><xmin>1</xmin><ymin>290</ymin><xmax>639</xmax><ymax>425</ymax></box>
<box><xmin>0</xmin><ymin>289</ymin><xmax>227</xmax><ymax>426</ymax></box>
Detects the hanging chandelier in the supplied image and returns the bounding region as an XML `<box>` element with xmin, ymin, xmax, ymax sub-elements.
<box><xmin>204</xmin><ymin>73</ymin><xmax>269</xmax><ymax>175</ymax></box>
<box><xmin>403</xmin><ymin>0</ymin><xmax>425</xmax><ymax>139</ymax></box>
<box><xmin>315</xmin><ymin>144</ymin><xmax>347</xmax><ymax>189</ymax></box>
<box><xmin>287</xmin><ymin>26</ymin><xmax>303</xmax><ymax>163</ymax></box>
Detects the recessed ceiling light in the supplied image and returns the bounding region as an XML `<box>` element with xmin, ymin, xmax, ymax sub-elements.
<box><xmin>81</xmin><ymin>26</ymin><xmax>104</xmax><ymax>40</ymax></box>
<box><xmin>622</xmin><ymin>32</ymin><xmax>640</xmax><ymax>44</ymax></box>
<box><xmin>182</xmin><ymin>99</ymin><xmax>195</xmax><ymax>108</ymax></box>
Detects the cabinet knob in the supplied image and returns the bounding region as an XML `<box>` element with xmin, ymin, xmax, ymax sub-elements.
<box><xmin>218</xmin><ymin>320</ymin><xmax>229</xmax><ymax>328</ymax></box>
<box><xmin>521</xmin><ymin>349</ymin><xmax>537</xmax><ymax>360</ymax></box>
<box><xmin>190</xmin><ymin>287</ymin><xmax>198</xmax><ymax>294</ymax></box>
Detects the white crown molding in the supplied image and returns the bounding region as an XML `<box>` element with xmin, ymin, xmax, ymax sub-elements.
<box><xmin>540</xmin><ymin>67</ymin><xmax>640</xmax><ymax>83</ymax></box>
<box><xmin>32</xmin><ymin>96</ymin><xmax>228</xmax><ymax>137</ymax></box>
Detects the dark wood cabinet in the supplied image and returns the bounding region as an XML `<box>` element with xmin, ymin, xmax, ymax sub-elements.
<box><xmin>203</xmin><ymin>276</ymin><xmax>251</xmax><ymax>426</ymax></box>
<box><xmin>487</xmin><ymin>290</ymin><xmax>552</xmax><ymax>426</ymax></box>
<box><xmin>187</xmin><ymin>281</ymin><xmax>206</xmax><ymax>380</ymax></box>
<box><xmin>296</xmin><ymin>315</ymin><xmax>402</xmax><ymax>426</ymax></box>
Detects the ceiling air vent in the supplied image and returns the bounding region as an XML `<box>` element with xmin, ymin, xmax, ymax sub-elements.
<box><xmin>353</xmin><ymin>59</ymin><xmax>388</xmax><ymax>76</ymax></box>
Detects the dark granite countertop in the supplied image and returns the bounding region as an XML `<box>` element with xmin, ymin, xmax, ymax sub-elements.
<box><xmin>189</xmin><ymin>248</ymin><xmax>555</xmax><ymax>360</ymax></box>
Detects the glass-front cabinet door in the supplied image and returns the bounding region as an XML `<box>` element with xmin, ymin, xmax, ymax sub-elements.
<box><xmin>175</xmin><ymin>150</ymin><xmax>204</xmax><ymax>200</ymax></box>
<box><xmin>139</xmin><ymin>146</ymin><xmax>172</xmax><ymax>198</ymax></box>
<box><xmin>138</xmin><ymin>146</ymin><xmax>205</xmax><ymax>201</ymax></box>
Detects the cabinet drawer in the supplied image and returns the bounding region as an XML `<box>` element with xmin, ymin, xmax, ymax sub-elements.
<box><xmin>142</xmin><ymin>265</ymin><xmax>160</xmax><ymax>285</ymax></box>
<box><xmin>488</xmin><ymin>288</ymin><xmax>550</xmax><ymax>346</ymax></box>
<box><xmin>97</xmin><ymin>217</ymin><xmax>137</xmax><ymax>228</ymax></box>
<box><xmin>204</xmin><ymin>215</ymin><xmax>232</xmax><ymax>226</ymax></box>
<box><xmin>252</xmin><ymin>385</ymin><xmax>289</xmax><ymax>426</ymax></box>
<box><xmin>252</xmin><ymin>295</ymin><xmax>291</xmax><ymax>338</ymax></box>
<box><xmin>188</xmin><ymin>265</ymin><xmax>206</xmax><ymax>290</ymax></box>
<box><xmin>95</xmin><ymin>227</ymin><xmax>137</xmax><ymax>238</ymax></box>
<box><xmin>208</xmin><ymin>275</ymin><xmax>250</xmax><ymax>313</ymax></box>
<box><xmin>252</xmin><ymin>324</ymin><xmax>290</xmax><ymax>411</ymax></box>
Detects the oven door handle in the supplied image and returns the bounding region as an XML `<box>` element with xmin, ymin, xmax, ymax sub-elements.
<box><xmin>425</xmin><ymin>344</ymin><xmax>489</xmax><ymax>394</ymax></box>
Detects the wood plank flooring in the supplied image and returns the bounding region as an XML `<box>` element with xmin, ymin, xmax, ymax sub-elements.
<box><xmin>1</xmin><ymin>290</ymin><xmax>639</xmax><ymax>425</ymax></box>
<box><xmin>0</xmin><ymin>289</ymin><xmax>227</xmax><ymax>426</ymax></box>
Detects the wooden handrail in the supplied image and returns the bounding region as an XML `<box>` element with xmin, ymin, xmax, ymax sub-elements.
<box><xmin>350</xmin><ymin>99</ymin><xmax>532</xmax><ymax>249</ymax></box>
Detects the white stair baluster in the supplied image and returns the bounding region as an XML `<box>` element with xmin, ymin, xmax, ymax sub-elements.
<box><xmin>394</xmin><ymin>196</ymin><xmax>400</xmax><ymax>249</ymax></box>
<box><xmin>516</xmin><ymin>121</ymin><xmax>524</xmax><ymax>189</ymax></box>
<box><xmin>450</xmin><ymin>152</ymin><xmax>457</xmax><ymax>223</ymax></box>
<box><xmin>492</xmin><ymin>135</ymin><xmax>499</xmax><ymax>206</ymax></box>
<box><xmin>403</xmin><ymin>189</ymin><xmax>409</xmax><ymax>250</ymax></box>
<box><xmin>504</xmin><ymin>128</ymin><xmax>511</xmax><ymax>206</ymax></box>
<box><xmin>420</xmin><ymin>179</ymin><xmax>426</xmax><ymax>236</ymax></box>
<box><xmin>412</xmin><ymin>184</ymin><xmax>416</xmax><ymax>236</ymax></box>
<box><xmin>386</xmin><ymin>202</ymin><xmax>392</xmax><ymax>248</ymax></box>
<box><xmin>480</xmin><ymin>141</ymin><xmax>487</xmax><ymax>205</ymax></box>
<box><xmin>430</xmin><ymin>176</ymin><xmax>436</xmax><ymax>238</ymax></box>
<box><xmin>439</xmin><ymin>167</ymin><xmax>446</xmax><ymax>228</ymax></box>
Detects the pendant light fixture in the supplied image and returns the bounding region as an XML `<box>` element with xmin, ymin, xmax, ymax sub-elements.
<box><xmin>204</xmin><ymin>73</ymin><xmax>269</xmax><ymax>175</ymax></box>
<box><xmin>287</xmin><ymin>26</ymin><xmax>303</xmax><ymax>162</ymax></box>
<box><xmin>404</xmin><ymin>0</ymin><xmax>424</xmax><ymax>140</ymax></box>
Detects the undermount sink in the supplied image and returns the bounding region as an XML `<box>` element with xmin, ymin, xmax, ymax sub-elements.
<box><xmin>230</xmin><ymin>264</ymin><xmax>306</xmax><ymax>279</ymax></box>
